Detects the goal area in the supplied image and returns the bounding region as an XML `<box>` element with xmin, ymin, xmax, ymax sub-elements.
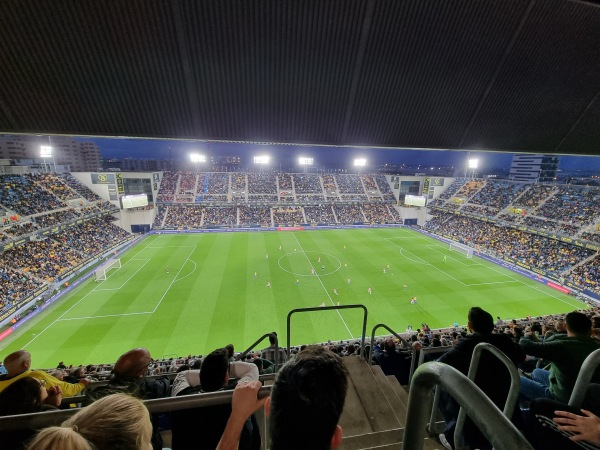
<box><xmin>448</xmin><ymin>242</ymin><xmax>473</xmax><ymax>258</ymax></box>
<box><xmin>95</xmin><ymin>258</ymin><xmax>122</xmax><ymax>281</ymax></box>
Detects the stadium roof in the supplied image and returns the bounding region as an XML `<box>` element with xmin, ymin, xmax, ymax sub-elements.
<box><xmin>1</xmin><ymin>0</ymin><xmax>599</xmax><ymax>155</ymax></box>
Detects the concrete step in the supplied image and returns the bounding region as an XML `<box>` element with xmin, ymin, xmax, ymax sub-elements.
<box><xmin>339</xmin><ymin>428</ymin><xmax>403</xmax><ymax>450</ymax></box>
<box><xmin>343</xmin><ymin>357</ymin><xmax>400</xmax><ymax>434</ymax></box>
<box><xmin>340</xmin><ymin>429</ymin><xmax>444</xmax><ymax>450</ymax></box>
<box><xmin>368</xmin><ymin>366</ymin><xmax>407</xmax><ymax>427</ymax></box>
<box><xmin>339</xmin><ymin>357</ymin><xmax>378</xmax><ymax>436</ymax></box>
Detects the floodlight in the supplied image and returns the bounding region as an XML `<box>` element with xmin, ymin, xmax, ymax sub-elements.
<box><xmin>253</xmin><ymin>155</ymin><xmax>270</xmax><ymax>165</ymax></box>
<box><xmin>353</xmin><ymin>158</ymin><xmax>367</xmax><ymax>167</ymax></box>
<box><xmin>468</xmin><ymin>159</ymin><xmax>478</xmax><ymax>169</ymax></box>
<box><xmin>190</xmin><ymin>153</ymin><xmax>206</xmax><ymax>163</ymax></box>
<box><xmin>40</xmin><ymin>146</ymin><xmax>52</xmax><ymax>158</ymax></box>
<box><xmin>298</xmin><ymin>157</ymin><xmax>313</xmax><ymax>165</ymax></box>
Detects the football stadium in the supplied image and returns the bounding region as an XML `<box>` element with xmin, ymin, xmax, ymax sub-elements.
<box><xmin>1</xmin><ymin>1</ymin><xmax>600</xmax><ymax>450</ymax></box>
<box><xmin>0</xmin><ymin>215</ymin><xmax>589</xmax><ymax>369</ymax></box>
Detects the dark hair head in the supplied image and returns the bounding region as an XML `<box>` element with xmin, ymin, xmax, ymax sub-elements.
<box><xmin>268</xmin><ymin>333</ymin><xmax>278</xmax><ymax>345</ymax></box>
<box><xmin>468</xmin><ymin>307</ymin><xmax>494</xmax><ymax>334</ymax></box>
<box><xmin>0</xmin><ymin>377</ymin><xmax>44</xmax><ymax>416</ymax></box>
<box><xmin>383</xmin><ymin>339</ymin><xmax>396</xmax><ymax>352</ymax></box>
<box><xmin>225</xmin><ymin>344</ymin><xmax>234</xmax><ymax>359</ymax></box>
<box><xmin>200</xmin><ymin>349</ymin><xmax>229</xmax><ymax>392</ymax></box>
<box><xmin>566</xmin><ymin>311</ymin><xmax>592</xmax><ymax>336</ymax></box>
<box><xmin>269</xmin><ymin>346</ymin><xmax>348</xmax><ymax>450</ymax></box>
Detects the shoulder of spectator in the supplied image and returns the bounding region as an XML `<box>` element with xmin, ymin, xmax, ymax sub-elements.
<box><xmin>230</xmin><ymin>361</ymin><xmax>259</xmax><ymax>382</ymax></box>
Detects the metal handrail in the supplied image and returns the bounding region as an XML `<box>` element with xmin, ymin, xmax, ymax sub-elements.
<box><xmin>569</xmin><ymin>348</ymin><xmax>600</xmax><ymax>408</ymax></box>
<box><xmin>0</xmin><ymin>385</ymin><xmax>271</xmax><ymax>432</ymax></box>
<box><xmin>402</xmin><ymin>362</ymin><xmax>533</xmax><ymax>450</ymax></box>
<box><xmin>235</xmin><ymin>332</ymin><xmax>283</xmax><ymax>372</ymax></box>
<box><xmin>287</xmin><ymin>305</ymin><xmax>368</xmax><ymax>360</ymax></box>
<box><xmin>453</xmin><ymin>343</ymin><xmax>521</xmax><ymax>450</ymax></box>
<box><xmin>368</xmin><ymin>323</ymin><xmax>411</xmax><ymax>366</ymax></box>
<box><xmin>408</xmin><ymin>345</ymin><xmax>451</xmax><ymax>386</ymax></box>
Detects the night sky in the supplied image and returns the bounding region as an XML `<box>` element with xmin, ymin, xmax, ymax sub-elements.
<box><xmin>82</xmin><ymin>136</ymin><xmax>600</xmax><ymax>173</ymax></box>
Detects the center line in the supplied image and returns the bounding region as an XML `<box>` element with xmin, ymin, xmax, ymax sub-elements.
<box><xmin>292</xmin><ymin>233</ymin><xmax>354</xmax><ymax>340</ymax></box>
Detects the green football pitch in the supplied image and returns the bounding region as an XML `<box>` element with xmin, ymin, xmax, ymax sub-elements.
<box><xmin>0</xmin><ymin>227</ymin><xmax>586</xmax><ymax>369</ymax></box>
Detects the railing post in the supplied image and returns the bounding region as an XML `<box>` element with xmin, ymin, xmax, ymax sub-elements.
<box><xmin>403</xmin><ymin>362</ymin><xmax>533</xmax><ymax>450</ymax></box>
<box><xmin>287</xmin><ymin>305</ymin><xmax>368</xmax><ymax>360</ymax></box>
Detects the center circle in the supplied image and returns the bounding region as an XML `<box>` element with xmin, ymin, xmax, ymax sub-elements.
<box><xmin>277</xmin><ymin>251</ymin><xmax>342</xmax><ymax>277</ymax></box>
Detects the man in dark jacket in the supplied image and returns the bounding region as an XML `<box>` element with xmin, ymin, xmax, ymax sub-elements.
<box><xmin>83</xmin><ymin>348</ymin><xmax>171</xmax><ymax>450</ymax></box>
<box><xmin>437</xmin><ymin>307</ymin><xmax>525</xmax><ymax>449</ymax></box>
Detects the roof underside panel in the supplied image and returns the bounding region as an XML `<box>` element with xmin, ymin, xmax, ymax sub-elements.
<box><xmin>0</xmin><ymin>0</ymin><xmax>599</xmax><ymax>155</ymax></box>
<box><xmin>345</xmin><ymin>0</ymin><xmax>532</xmax><ymax>148</ymax></box>
<box><xmin>179</xmin><ymin>0</ymin><xmax>367</xmax><ymax>143</ymax></box>
<box><xmin>460</xmin><ymin>0</ymin><xmax>600</xmax><ymax>153</ymax></box>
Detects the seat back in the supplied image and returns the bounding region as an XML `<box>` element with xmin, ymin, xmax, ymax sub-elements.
<box><xmin>403</xmin><ymin>361</ymin><xmax>532</xmax><ymax>450</ymax></box>
<box><xmin>454</xmin><ymin>342</ymin><xmax>520</xmax><ymax>449</ymax></box>
<box><xmin>569</xmin><ymin>347</ymin><xmax>600</xmax><ymax>409</ymax></box>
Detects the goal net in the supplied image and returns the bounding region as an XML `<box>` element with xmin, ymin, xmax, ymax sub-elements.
<box><xmin>95</xmin><ymin>258</ymin><xmax>122</xmax><ymax>281</ymax></box>
<box><xmin>449</xmin><ymin>242</ymin><xmax>473</xmax><ymax>258</ymax></box>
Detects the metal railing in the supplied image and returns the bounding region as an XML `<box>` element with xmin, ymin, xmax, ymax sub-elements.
<box><xmin>402</xmin><ymin>362</ymin><xmax>533</xmax><ymax>450</ymax></box>
<box><xmin>235</xmin><ymin>332</ymin><xmax>285</xmax><ymax>372</ymax></box>
<box><xmin>0</xmin><ymin>384</ymin><xmax>271</xmax><ymax>432</ymax></box>
<box><xmin>368</xmin><ymin>323</ymin><xmax>411</xmax><ymax>366</ymax></box>
<box><xmin>287</xmin><ymin>305</ymin><xmax>368</xmax><ymax>359</ymax></box>
<box><xmin>569</xmin><ymin>348</ymin><xmax>600</xmax><ymax>409</ymax></box>
<box><xmin>453</xmin><ymin>343</ymin><xmax>520</xmax><ymax>450</ymax></box>
<box><xmin>408</xmin><ymin>345</ymin><xmax>451</xmax><ymax>386</ymax></box>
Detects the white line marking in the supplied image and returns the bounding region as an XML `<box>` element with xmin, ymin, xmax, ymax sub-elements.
<box><xmin>60</xmin><ymin>311</ymin><xmax>152</xmax><ymax>321</ymax></box>
<box><xmin>95</xmin><ymin>259</ymin><xmax>151</xmax><ymax>291</ymax></box>
<box><xmin>173</xmin><ymin>260</ymin><xmax>198</xmax><ymax>283</ymax></box>
<box><xmin>291</xmin><ymin>233</ymin><xmax>354</xmax><ymax>340</ymax></box>
<box><xmin>151</xmin><ymin>246</ymin><xmax>196</xmax><ymax>313</ymax></box>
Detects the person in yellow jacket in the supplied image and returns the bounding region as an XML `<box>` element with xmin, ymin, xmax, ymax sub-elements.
<box><xmin>0</xmin><ymin>350</ymin><xmax>89</xmax><ymax>397</ymax></box>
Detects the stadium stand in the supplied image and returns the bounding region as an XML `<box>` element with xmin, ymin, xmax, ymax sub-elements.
<box><xmin>2</xmin><ymin>171</ymin><xmax>600</xmax><ymax>449</ymax></box>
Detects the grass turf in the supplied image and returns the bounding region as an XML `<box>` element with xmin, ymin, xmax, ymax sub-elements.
<box><xmin>0</xmin><ymin>227</ymin><xmax>586</xmax><ymax>368</ymax></box>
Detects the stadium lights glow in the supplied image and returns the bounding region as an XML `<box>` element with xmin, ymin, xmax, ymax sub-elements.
<box><xmin>353</xmin><ymin>158</ymin><xmax>367</xmax><ymax>167</ymax></box>
<box><xmin>298</xmin><ymin>157</ymin><xmax>313</xmax><ymax>165</ymax></box>
<box><xmin>190</xmin><ymin>153</ymin><xmax>206</xmax><ymax>163</ymax></box>
<box><xmin>468</xmin><ymin>158</ymin><xmax>478</xmax><ymax>169</ymax></box>
<box><xmin>40</xmin><ymin>146</ymin><xmax>52</xmax><ymax>158</ymax></box>
<box><xmin>253</xmin><ymin>155</ymin><xmax>270</xmax><ymax>165</ymax></box>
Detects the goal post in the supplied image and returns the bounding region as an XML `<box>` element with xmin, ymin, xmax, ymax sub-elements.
<box><xmin>95</xmin><ymin>258</ymin><xmax>122</xmax><ymax>281</ymax></box>
<box><xmin>448</xmin><ymin>242</ymin><xmax>473</xmax><ymax>258</ymax></box>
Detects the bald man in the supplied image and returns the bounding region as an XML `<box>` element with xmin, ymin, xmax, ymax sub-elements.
<box><xmin>0</xmin><ymin>350</ymin><xmax>89</xmax><ymax>397</ymax></box>
<box><xmin>84</xmin><ymin>347</ymin><xmax>170</xmax><ymax>404</ymax></box>
<box><xmin>83</xmin><ymin>348</ymin><xmax>170</xmax><ymax>450</ymax></box>
<box><xmin>114</xmin><ymin>347</ymin><xmax>153</xmax><ymax>378</ymax></box>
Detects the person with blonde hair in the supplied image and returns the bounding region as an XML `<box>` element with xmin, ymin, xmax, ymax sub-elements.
<box><xmin>27</xmin><ymin>393</ymin><xmax>153</xmax><ymax>450</ymax></box>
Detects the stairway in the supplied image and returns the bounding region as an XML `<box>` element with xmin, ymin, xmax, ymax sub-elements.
<box><xmin>165</xmin><ymin>357</ymin><xmax>443</xmax><ymax>450</ymax></box>
<box><xmin>338</xmin><ymin>357</ymin><xmax>442</xmax><ymax>450</ymax></box>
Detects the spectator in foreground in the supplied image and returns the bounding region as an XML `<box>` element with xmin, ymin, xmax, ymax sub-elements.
<box><xmin>0</xmin><ymin>350</ymin><xmax>89</xmax><ymax>397</ymax></box>
<box><xmin>26</xmin><ymin>394</ymin><xmax>153</xmax><ymax>450</ymax></box>
<box><xmin>519</xmin><ymin>311</ymin><xmax>599</xmax><ymax>404</ymax></box>
<box><xmin>524</xmin><ymin>395</ymin><xmax>600</xmax><ymax>450</ymax></box>
<box><xmin>437</xmin><ymin>307</ymin><xmax>524</xmax><ymax>450</ymax></box>
<box><xmin>218</xmin><ymin>345</ymin><xmax>349</xmax><ymax>450</ymax></box>
<box><xmin>269</xmin><ymin>345</ymin><xmax>348</xmax><ymax>450</ymax></box>
<box><xmin>84</xmin><ymin>348</ymin><xmax>170</xmax><ymax>403</ymax></box>
<box><xmin>83</xmin><ymin>348</ymin><xmax>170</xmax><ymax>450</ymax></box>
<box><xmin>172</xmin><ymin>347</ymin><xmax>260</xmax><ymax>449</ymax></box>
<box><xmin>0</xmin><ymin>377</ymin><xmax>63</xmax><ymax>449</ymax></box>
